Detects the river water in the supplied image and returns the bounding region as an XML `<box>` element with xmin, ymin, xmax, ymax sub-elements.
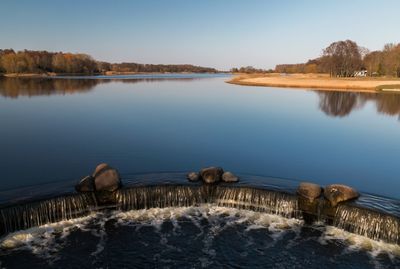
<box><xmin>0</xmin><ymin>74</ymin><xmax>399</xmax><ymax>199</ymax></box>
<box><xmin>1</xmin><ymin>74</ymin><xmax>400</xmax><ymax>268</ymax></box>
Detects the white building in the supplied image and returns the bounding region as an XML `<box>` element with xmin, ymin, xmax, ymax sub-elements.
<box><xmin>353</xmin><ymin>70</ymin><xmax>368</xmax><ymax>77</ymax></box>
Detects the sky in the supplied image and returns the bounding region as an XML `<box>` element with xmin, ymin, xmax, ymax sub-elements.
<box><xmin>1</xmin><ymin>0</ymin><xmax>400</xmax><ymax>70</ymax></box>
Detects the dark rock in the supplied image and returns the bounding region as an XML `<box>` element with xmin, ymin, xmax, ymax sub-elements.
<box><xmin>75</xmin><ymin>175</ymin><xmax>95</xmax><ymax>192</ymax></box>
<box><xmin>187</xmin><ymin>172</ymin><xmax>200</xmax><ymax>182</ymax></box>
<box><xmin>93</xmin><ymin>163</ymin><xmax>109</xmax><ymax>177</ymax></box>
<box><xmin>221</xmin><ymin>171</ymin><xmax>239</xmax><ymax>182</ymax></box>
<box><xmin>93</xmin><ymin>163</ymin><xmax>121</xmax><ymax>192</ymax></box>
<box><xmin>297</xmin><ymin>182</ymin><xmax>322</xmax><ymax>202</ymax></box>
<box><xmin>324</xmin><ymin>184</ymin><xmax>359</xmax><ymax>207</ymax></box>
<box><xmin>95</xmin><ymin>191</ymin><xmax>118</xmax><ymax>205</ymax></box>
<box><xmin>199</xmin><ymin>167</ymin><xmax>224</xmax><ymax>184</ymax></box>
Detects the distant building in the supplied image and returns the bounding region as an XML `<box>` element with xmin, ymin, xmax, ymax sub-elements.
<box><xmin>353</xmin><ymin>70</ymin><xmax>368</xmax><ymax>77</ymax></box>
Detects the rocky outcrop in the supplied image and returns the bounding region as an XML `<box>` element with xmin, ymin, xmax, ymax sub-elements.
<box><xmin>324</xmin><ymin>184</ymin><xmax>359</xmax><ymax>207</ymax></box>
<box><xmin>199</xmin><ymin>167</ymin><xmax>224</xmax><ymax>184</ymax></box>
<box><xmin>297</xmin><ymin>182</ymin><xmax>322</xmax><ymax>203</ymax></box>
<box><xmin>221</xmin><ymin>171</ymin><xmax>239</xmax><ymax>182</ymax></box>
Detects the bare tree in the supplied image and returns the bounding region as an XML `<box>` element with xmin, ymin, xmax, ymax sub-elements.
<box><xmin>322</xmin><ymin>40</ymin><xmax>363</xmax><ymax>77</ymax></box>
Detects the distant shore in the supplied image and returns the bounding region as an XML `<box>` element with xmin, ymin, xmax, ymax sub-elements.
<box><xmin>0</xmin><ymin>71</ymin><xmax>223</xmax><ymax>78</ymax></box>
<box><xmin>227</xmin><ymin>73</ymin><xmax>400</xmax><ymax>93</ymax></box>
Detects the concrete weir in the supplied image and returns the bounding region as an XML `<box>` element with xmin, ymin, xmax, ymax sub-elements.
<box><xmin>0</xmin><ymin>166</ymin><xmax>399</xmax><ymax>245</ymax></box>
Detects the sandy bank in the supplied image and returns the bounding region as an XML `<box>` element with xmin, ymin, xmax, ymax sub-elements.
<box><xmin>227</xmin><ymin>73</ymin><xmax>400</xmax><ymax>93</ymax></box>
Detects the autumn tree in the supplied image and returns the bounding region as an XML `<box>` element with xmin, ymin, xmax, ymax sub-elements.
<box><xmin>322</xmin><ymin>40</ymin><xmax>363</xmax><ymax>77</ymax></box>
<box><xmin>0</xmin><ymin>48</ymin><xmax>219</xmax><ymax>75</ymax></box>
<box><xmin>362</xmin><ymin>43</ymin><xmax>400</xmax><ymax>77</ymax></box>
<box><xmin>382</xmin><ymin>44</ymin><xmax>400</xmax><ymax>77</ymax></box>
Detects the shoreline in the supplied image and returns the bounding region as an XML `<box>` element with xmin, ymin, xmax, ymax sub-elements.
<box><xmin>0</xmin><ymin>71</ymin><xmax>224</xmax><ymax>78</ymax></box>
<box><xmin>227</xmin><ymin>73</ymin><xmax>400</xmax><ymax>93</ymax></box>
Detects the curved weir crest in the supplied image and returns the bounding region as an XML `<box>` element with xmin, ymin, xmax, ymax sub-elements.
<box><xmin>333</xmin><ymin>204</ymin><xmax>400</xmax><ymax>244</ymax></box>
<box><xmin>0</xmin><ymin>184</ymin><xmax>399</xmax><ymax>245</ymax></box>
<box><xmin>0</xmin><ymin>193</ymin><xmax>97</xmax><ymax>235</ymax></box>
<box><xmin>116</xmin><ymin>185</ymin><xmax>300</xmax><ymax>219</ymax></box>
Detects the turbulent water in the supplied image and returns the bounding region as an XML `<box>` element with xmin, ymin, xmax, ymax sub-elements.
<box><xmin>0</xmin><ymin>185</ymin><xmax>399</xmax><ymax>268</ymax></box>
<box><xmin>0</xmin><ymin>206</ymin><xmax>399</xmax><ymax>269</ymax></box>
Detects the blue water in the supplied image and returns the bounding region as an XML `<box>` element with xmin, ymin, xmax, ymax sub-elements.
<box><xmin>0</xmin><ymin>74</ymin><xmax>399</xmax><ymax>199</ymax></box>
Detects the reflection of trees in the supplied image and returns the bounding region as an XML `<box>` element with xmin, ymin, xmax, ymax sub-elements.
<box><xmin>0</xmin><ymin>78</ymin><xmax>98</xmax><ymax>98</ymax></box>
<box><xmin>318</xmin><ymin>92</ymin><xmax>359</xmax><ymax>117</ymax></box>
<box><xmin>370</xmin><ymin>94</ymin><xmax>400</xmax><ymax>116</ymax></box>
<box><xmin>0</xmin><ymin>77</ymin><xmax>200</xmax><ymax>98</ymax></box>
<box><xmin>317</xmin><ymin>91</ymin><xmax>400</xmax><ymax>118</ymax></box>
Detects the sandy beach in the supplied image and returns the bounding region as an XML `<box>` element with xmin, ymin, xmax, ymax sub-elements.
<box><xmin>228</xmin><ymin>73</ymin><xmax>400</xmax><ymax>93</ymax></box>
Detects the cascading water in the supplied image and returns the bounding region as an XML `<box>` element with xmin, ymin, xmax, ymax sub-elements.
<box><xmin>0</xmin><ymin>193</ymin><xmax>97</xmax><ymax>235</ymax></box>
<box><xmin>115</xmin><ymin>185</ymin><xmax>300</xmax><ymax>219</ymax></box>
<box><xmin>0</xmin><ymin>184</ymin><xmax>399</xmax><ymax>268</ymax></box>
<box><xmin>334</xmin><ymin>204</ymin><xmax>400</xmax><ymax>244</ymax></box>
<box><xmin>116</xmin><ymin>185</ymin><xmax>205</xmax><ymax>210</ymax></box>
<box><xmin>213</xmin><ymin>186</ymin><xmax>300</xmax><ymax>218</ymax></box>
<box><xmin>0</xmin><ymin>184</ymin><xmax>399</xmax><ymax>246</ymax></box>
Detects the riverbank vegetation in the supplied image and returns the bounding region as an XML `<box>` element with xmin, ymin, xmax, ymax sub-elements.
<box><xmin>275</xmin><ymin>40</ymin><xmax>400</xmax><ymax>78</ymax></box>
<box><xmin>230</xmin><ymin>66</ymin><xmax>274</xmax><ymax>74</ymax></box>
<box><xmin>0</xmin><ymin>49</ymin><xmax>219</xmax><ymax>75</ymax></box>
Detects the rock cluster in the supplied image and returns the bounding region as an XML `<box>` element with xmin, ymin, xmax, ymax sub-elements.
<box><xmin>186</xmin><ymin>166</ymin><xmax>239</xmax><ymax>184</ymax></box>
<box><xmin>297</xmin><ymin>181</ymin><xmax>359</xmax><ymax>224</ymax></box>
<box><xmin>297</xmin><ymin>182</ymin><xmax>359</xmax><ymax>206</ymax></box>
<box><xmin>76</xmin><ymin>163</ymin><xmax>122</xmax><ymax>193</ymax></box>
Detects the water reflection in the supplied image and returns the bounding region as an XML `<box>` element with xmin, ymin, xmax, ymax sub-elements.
<box><xmin>1</xmin><ymin>77</ymin><xmax>400</xmax><ymax>119</ymax></box>
<box><xmin>317</xmin><ymin>91</ymin><xmax>400</xmax><ymax>119</ymax></box>
<box><xmin>0</xmin><ymin>76</ymin><xmax>203</xmax><ymax>98</ymax></box>
<box><xmin>0</xmin><ymin>78</ymin><xmax>98</xmax><ymax>98</ymax></box>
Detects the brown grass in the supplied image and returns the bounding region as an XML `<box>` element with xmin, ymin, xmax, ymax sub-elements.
<box><xmin>227</xmin><ymin>73</ymin><xmax>400</xmax><ymax>93</ymax></box>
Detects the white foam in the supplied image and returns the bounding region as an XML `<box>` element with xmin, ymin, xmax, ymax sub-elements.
<box><xmin>0</xmin><ymin>213</ymin><xmax>99</xmax><ymax>263</ymax></box>
<box><xmin>1</xmin><ymin>205</ymin><xmax>399</xmax><ymax>265</ymax></box>
<box><xmin>320</xmin><ymin>225</ymin><xmax>400</xmax><ymax>263</ymax></box>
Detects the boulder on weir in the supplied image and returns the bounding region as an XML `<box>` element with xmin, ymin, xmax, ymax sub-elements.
<box><xmin>221</xmin><ymin>171</ymin><xmax>239</xmax><ymax>183</ymax></box>
<box><xmin>324</xmin><ymin>184</ymin><xmax>359</xmax><ymax>207</ymax></box>
<box><xmin>297</xmin><ymin>182</ymin><xmax>322</xmax><ymax>203</ymax></box>
<box><xmin>75</xmin><ymin>175</ymin><xmax>95</xmax><ymax>192</ymax></box>
<box><xmin>187</xmin><ymin>172</ymin><xmax>200</xmax><ymax>182</ymax></box>
<box><xmin>76</xmin><ymin>163</ymin><xmax>122</xmax><ymax>193</ymax></box>
<box><xmin>199</xmin><ymin>167</ymin><xmax>224</xmax><ymax>184</ymax></box>
<box><xmin>92</xmin><ymin>163</ymin><xmax>121</xmax><ymax>192</ymax></box>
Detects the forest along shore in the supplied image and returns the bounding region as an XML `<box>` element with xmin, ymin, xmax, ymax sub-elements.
<box><xmin>1</xmin><ymin>71</ymin><xmax>223</xmax><ymax>78</ymax></box>
<box><xmin>227</xmin><ymin>73</ymin><xmax>400</xmax><ymax>93</ymax></box>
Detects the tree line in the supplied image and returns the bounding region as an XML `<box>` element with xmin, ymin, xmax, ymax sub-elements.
<box><xmin>275</xmin><ymin>40</ymin><xmax>400</xmax><ymax>77</ymax></box>
<box><xmin>0</xmin><ymin>49</ymin><xmax>218</xmax><ymax>75</ymax></box>
<box><xmin>230</xmin><ymin>66</ymin><xmax>274</xmax><ymax>74</ymax></box>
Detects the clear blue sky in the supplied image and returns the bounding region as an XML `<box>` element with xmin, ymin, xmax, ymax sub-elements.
<box><xmin>1</xmin><ymin>0</ymin><xmax>399</xmax><ymax>70</ymax></box>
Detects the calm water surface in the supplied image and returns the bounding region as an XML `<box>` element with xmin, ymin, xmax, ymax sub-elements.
<box><xmin>0</xmin><ymin>74</ymin><xmax>399</xmax><ymax>199</ymax></box>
